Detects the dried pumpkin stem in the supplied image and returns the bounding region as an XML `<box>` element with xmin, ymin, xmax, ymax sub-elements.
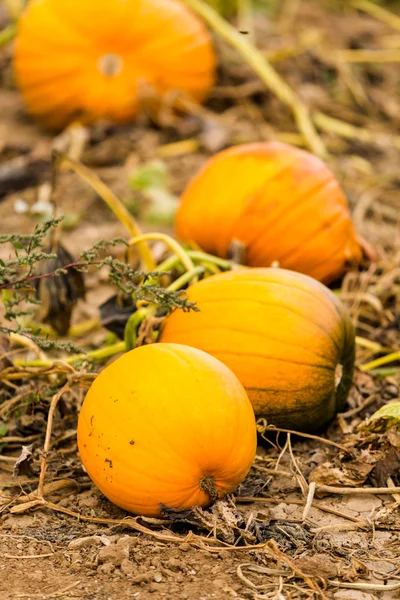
<box><xmin>182</xmin><ymin>0</ymin><xmax>327</xmax><ymax>158</ymax></box>
<box><xmin>199</xmin><ymin>474</ymin><xmax>219</xmax><ymax>503</ymax></box>
<box><xmin>55</xmin><ymin>154</ymin><xmax>156</xmax><ymax>271</ymax></box>
<box><xmin>360</xmin><ymin>350</ymin><xmax>400</xmax><ymax>372</ymax></box>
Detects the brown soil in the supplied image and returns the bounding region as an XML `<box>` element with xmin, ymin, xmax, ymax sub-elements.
<box><xmin>1</xmin><ymin>1</ymin><xmax>400</xmax><ymax>599</ymax></box>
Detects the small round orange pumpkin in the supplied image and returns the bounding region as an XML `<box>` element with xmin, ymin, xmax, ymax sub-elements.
<box><xmin>175</xmin><ymin>142</ymin><xmax>363</xmax><ymax>284</ymax></box>
<box><xmin>14</xmin><ymin>0</ymin><xmax>216</xmax><ymax>130</ymax></box>
<box><xmin>160</xmin><ymin>268</ymin><xmax>355</xmax><ymax>432</ymax></box>
<box><xmin>77</xmin><ymin>343</ymin><xmax>256</xmax><ymax>516</ymax></box>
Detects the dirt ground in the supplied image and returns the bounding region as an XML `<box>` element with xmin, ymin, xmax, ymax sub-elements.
<box><xmin>1</xmin><ymin>1</ymin><xmax>400</xmax><ymax>599</ymax></box>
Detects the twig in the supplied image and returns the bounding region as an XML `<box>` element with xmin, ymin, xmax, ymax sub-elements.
<box><xmin>328</xmin><ymin>580</ymin><xmax>400</xmax><ymax>591</ymax></box>
<box><xmin>302</xmin><ymin>482</ymin><xmax>316</xmax><ymax>522</ymax></box>
<box><xmin>182</xmin><ymin>0</ymin><xmax>327</xmax><ymax>157</ymax></box>
<box><xmin>14</xmin><ymin>580</ymin><xmax>82</xmax><ymax>599</ymax></box>
<box><xmin>316</xmin><ymin>484</ymin><xmax>400</xmax><ymax>496</ymax></box>
<box><xmin>37</xmin><ymin>383</ymin><xmax>70</xmax><ymax>498</ymax></box>
<box><xmin>236</xmin><ymin>497</ymin><xmax>366</xmax><ymax>524</ymax></box>
<box><xmin>287</xmin><ymin>433</ymin><xmax>308</xmax><ymax>496</ymax></box>
<box><xmin>351</xmin><ymin>0</ymin><xmax>400</xmax><ymax>32</ymax></box>
<box><xmin>387</xmin><ymin>477</ymin><xmax>400</xmax><ymax>504</ymax></box>
<box><xmin>264</xmin><ymin>540</ymin><xmax>328</xmax><ymax>599</ymax></box>
<box><xmin>314</xmin><ymin>112</ymin><xmax>400</xmax><ymax>150</ymax></box>
<box><xmin>3</xmin><ymin>553</ymin><xmax>54</xmax><ymax>559</ymax></box>
<box><xmin>338</xmin><ymin>48</ymin><xmax>400</xmax><ymax>63</ymax></box>
<box><xmin>260</xmin><ymin>424</ymin><xmax>352</xmax><ymax>454</ymax></box>
<box><xmin>338</xmin><ymin>394</ymin><xmax>377</xmax><ymax>418</ymax></box>
<box><xmin>1</xmin><ymin>479</ymin><xmax>78</xmax><ymax>506</ymax></box>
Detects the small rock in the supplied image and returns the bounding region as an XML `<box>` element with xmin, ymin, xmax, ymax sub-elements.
<box><xmin>98</xmin><ymin>541</ymin><xmax>129</xmax><ymax>566</ymax></box>
<box><xmin>167</xmin><ymin>557</ymin><xmax>185</xmax><ymax>572</ymax></box>
<box><xmin>153</xmin><ymin>572</ymin><xmax>163</xmax><ymax>583</ymax></box>
<box><xmin>68</xmin><ymin>536</ymin><xmax>106</xmax><ymax>550</ymax></box>
<box><xmin>218</xmin><ymin>550</ymin><xmax>230</xmax><ymax>560</ymax></box>
<box><xmin>98</xmin><ymin>563</ymin><xmax>115</xmax><ymax>575</ymax></box>
<box><xmin>131</xmin><ymin>573</ymin><xmax>153</xmax><ymax>585</ymax></box>
<box><xmin>120</xmin><ymin>559</ymin><xmax>135</xmax><ymax>576</ymax></box>
<box><xmin>179</xmin><ymin>543</ymin><xmax>190</xmax><ymax>552</ymax></box>
<box><xmin>213</xmin><ymin>578</ymin><xmax>227</xmax><ymax>589</ymax></box>
<box><xmin>78</xmin><ymin>495</ymin><xmax>98</xmax><ymax>508</ymax></box>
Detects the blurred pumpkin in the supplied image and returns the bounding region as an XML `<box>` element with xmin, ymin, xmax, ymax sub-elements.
<box><xmin>175</xmin><ymin>142</ymin><xmax>363</xmax><ymax>284</ymax></box>
<box><xmin>160</xmin><ymin>268</ymin><xmax>355</xmax><ymax>432</ymax></box>
<box><xmin>14</xmin><ymin>0</ymin><xmax>216</xmax><ymax>129</ymax></box>
<box><xmin>78</xmin><ymin>343</ymin><xmax>256</xmax><ymax>516</ymax></box>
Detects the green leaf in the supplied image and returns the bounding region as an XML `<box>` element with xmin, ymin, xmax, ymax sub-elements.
<box><xmin>0</xmin><ymin>423</ymin><xmax>7</xmax><ymax>438</ymax></box>
<box><xmin>369</xmin><ymin>402</ymin><xmax>400</xmax><ymax>425</ymax></box>
<box><xmin>129</xmin><ymin>160</ymin><xmax>168</xmax><ymax>191</ymax></box>
<box><xmin>13</xmin><ymin>242</ymin><xmax>24</xmax><ymax>250</ymax></box>
<box><xmin>0</xmin><ymin>258</ymin><xmax>5</xmax><ymax>267</ymax></box>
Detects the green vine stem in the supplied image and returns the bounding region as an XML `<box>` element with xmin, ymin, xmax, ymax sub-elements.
<box><xmin>13</xmin><ymin>341</ymin><xmax>126</xmax><ymax>368</ymax></box>
<box><xmin>55</xmin><ymin>154</ymin><xmax>156</xmax><ymax>271</ymax></box>
<box><xmin>128</xmin><ymin>233</ymin><xmax>195</xmax><ymax>273</ymax></box>
<box><xmin>182</xmin><ymin>0</ymin><xmax>327</xmax><ymax>158</ymax></box>
<box><xmin>0</xmin><ymin>23</ymin><xmax>16</xmax><ymax>47</ymax></box>
<box><xmin>355</xmin><ymin>336</ymin><xmax>391</xmax><ymax>354</ymax></box>
<box><xmin>360</xmin><ymin>351</ymin><xmax>400</xmax><ymax>372</ymax></box>
<box><xmin>167</xmin><ymin>265</ymin><xmax>204</xmax><ymax>292</ymax></box>
<box><xmin>124</xmin><ymin>307</ymin><xmax>156</xmax><ymax>351</ymax></box>
<box><xmin>157</xmin><ymin>250</ymin><xmax>233</xmax><ymax>275</ymax></box>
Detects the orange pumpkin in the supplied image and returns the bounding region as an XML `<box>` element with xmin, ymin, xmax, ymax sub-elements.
<box><xmin>175</xmin><ymin>142</ymin><xmax>363</xmax><ymax>284</ymax></box>
<box><xmin>77</xmin><ymin>343</ymin><xmax>256</xmax><ymax>516</ymax></box>
<box><xmin>14</xmin><ymin>0</ymin><xmax>216</xmax><ymax>130</ymax></box>
<box><xmin>160</xmin><ymin>268</ymin><xmax>355</xmax><ymax>432</ymax></box>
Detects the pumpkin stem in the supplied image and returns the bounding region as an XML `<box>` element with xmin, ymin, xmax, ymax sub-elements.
<box><xmin>199</xmin><ymin>474</ymin><xmax>219</xmax><ymax>503</ymax></box>
<box><xmin>98</xmin><ymin>53</ymin><xmax>123</xmax><ymax>78</ymax></box>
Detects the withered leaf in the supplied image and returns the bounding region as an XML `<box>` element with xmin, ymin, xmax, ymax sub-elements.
<box><xmin>370</xmin><ymin>446</ymin><xmax>400</xmax><ymax>487</ymax></box>
<box><xmin>35</xmin><ymin>242</ymin><xmax>85</xmax><ymax>335</ymax></box>
<box><xmin>99</xmin><ymin>293</ymin><xmax>136</xmax><ymax>338</ymax></box>
<box><xmin>13</xmin><ymin>444</ymin><xmax>34</xmax><ymax>477</ymax></box>
<box><xmin>310</xmin><ymin>450</ymin><xmax>380</xmax><ymax>487</ymax></box>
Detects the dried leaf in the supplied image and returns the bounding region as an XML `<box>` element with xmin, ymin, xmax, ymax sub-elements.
<box><xmin>13</xmin><ymin>444</ymin><xmax>34</xmax><ymax>477</ymax></box>
<box><xmin>310</xmin><ymin>451</ymin><xmax>379</xmax><ymax>487</ymax></box>
<box><xmin>99</xmin><ymin>293</ymin><xmax>137</xmax><ymax>338</ymax></box>
<box><xmin>370</xmin><ymin>447</ymin><xmax>400</xmax><ymax>487</ymax></box>
<box><xmin>35</xmin><ymin>242</ymin><xmax>85</xmax><ymax>335</ymax></box>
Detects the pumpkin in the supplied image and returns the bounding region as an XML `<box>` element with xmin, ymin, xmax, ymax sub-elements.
<box><xmin>14</xmin><ymin>0</ymin><xmax>216</xmax><ymax>130</ymax></box>
<box><xmin>160</xmin><ymin>268</ymin><xmax>355</xmax><ymax>432</ymax></box>
<box><xmin>77</xmin><ymin>343</ymin><xmax>256</xmax><ymax>516</ymax></box>
<box><xmin>175</xmin><ymin>142</ymin><xmax>363</xmax><ymax>284</ymax></box>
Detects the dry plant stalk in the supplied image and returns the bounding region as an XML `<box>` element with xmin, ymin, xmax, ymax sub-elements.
<box><xmin>182</xmin><ymin>0</ymin><xmax>327</xmax><ymax>158</ymax></box>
